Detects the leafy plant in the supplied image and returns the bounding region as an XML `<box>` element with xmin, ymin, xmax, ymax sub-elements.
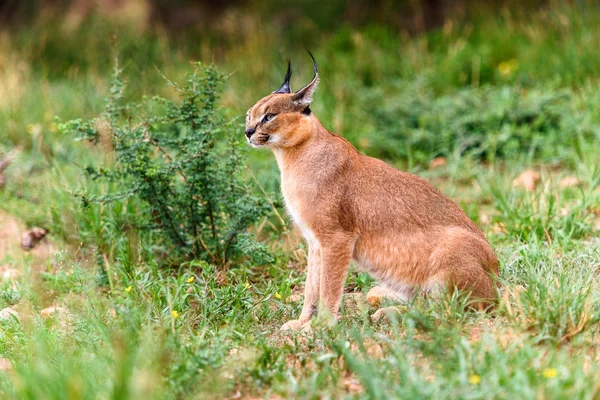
<box><xmin>362</xmin><ymin>83</ymin><xmax>588</xmax><ymax>165</ymax></box>
<box><xmin>60</xmin><ymin>61</ymin><xmax>271</xmax><ymax>267</ymax></box>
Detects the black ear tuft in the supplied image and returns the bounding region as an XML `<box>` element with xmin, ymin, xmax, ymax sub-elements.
<box><xmin>273</xmin><ymin>59</ymin><xmax>292</xmax><ymax>94</ymax></box>
<box><xmin>292</xmin><ymin>51</ymin><xmax>320</xmax><ymax>106</ymax></box>
<box><xmin>307</xmin><ymin>51</ymin><xmax>318</xmax><ymax>77</ymax></box>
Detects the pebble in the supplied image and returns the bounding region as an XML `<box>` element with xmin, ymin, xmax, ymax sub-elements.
<box><xmin>512</xmin><ymin>169</ymin><xmax>540</xmax><ymax>192</ymax></box>
<box><xmin>40</xmin><ymin>306</ymin><xmax>68</xmax><ymax>319</ymax></box>
<box><xmin>0</xmin><ymin>358</ymin><xmax>12</xmax><ymax>372</ymax></box>
<box><xmin>2</xmin><ymin>268</ymin><xmax>20</xmax><ymax>281</ymax></box>
<box><xmin>558</xmin><ymin>176</ymin><xmax>582</xmax><ymax>189</ymax></box>
<box><xmin>429</xmin><ymin>157</ymin><xmax>447</xmax><ymax>169</ymax></box>
<box><xmin>0</xmin><ymin>307</ymin><xmax>19</xmax><ymax>321</ymax></box>
<box><xmin>20</xmin><ymin>227</ymin><xmax>49</xmax><ymax>251</ymax></box>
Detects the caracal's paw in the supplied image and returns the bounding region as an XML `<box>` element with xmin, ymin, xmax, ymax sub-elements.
<box><xmin>370</xmin><ymin>306</ymin><xmax>401</xmax><ymax>324</ymax></box>
<box><xmin>280</xmin><ymin>319</ymin><xmax>302</xmax><ymax>331</ymax></box>
<box><xmin>280</xmin><ymin>319</ymin><xmax>312</xmax><ymax>333</ymax></box>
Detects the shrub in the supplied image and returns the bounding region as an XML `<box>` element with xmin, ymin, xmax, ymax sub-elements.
<box><xmin>360</xmin><ymin>82</ymin><xmax>594</xmax><ymax>165</ymax></box>
<box><xmin>60</xmin><ymin>61</ymin><xmax>271</xmax><ymax>267</ymax></box>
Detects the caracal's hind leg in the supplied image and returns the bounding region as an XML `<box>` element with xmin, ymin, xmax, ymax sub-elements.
<box><xmin>431</xmin><ymin>230</ymin><xmax>499</xmax><ymax>310</ymax></box>
<box><xmin>450</xmin><ymin>265</ymin><xmax>498</xmax><ymax>310</ymax></box>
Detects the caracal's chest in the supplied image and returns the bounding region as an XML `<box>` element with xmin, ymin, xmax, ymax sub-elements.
<box><xmin>280</xmin><ymin>172</ymin><xmax>319</xmax><ymax>244</ymax></box>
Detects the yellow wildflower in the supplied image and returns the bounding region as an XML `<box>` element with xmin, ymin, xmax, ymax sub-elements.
<box><xmin>186</xmin><ymin>276</ymin><xmax>195</xmax><ymax>283</ymax></box>
<box><xmin>27</xmin><ymin>123</ymin><xmax>43</xmax><ymax>135</ymax></box>
<box><xmin>542</xmin><ymin>368</ymin><xmax>558</xmax><ymax>379</ymax></box>
<box><xmin>125</xmin><ymin>286</ymin><xmax>132</xmax><ymax>293</ymax></box>
<box><xmin>244</xmin><ymin>281</ymin><xmax>251</xmax><ymax>289</ymax></box>
<box><xmin>274</xmin><ymin>292</ymin><xmax>282</xmax><ymax>299</ymax></box>
<box><xmin>468</xmin><ymin>374</ymin><xmax>481</xmax><ymax>384</ymax></box>
<box><xmin>171</xmin><ymin>310</ymin><xmax>180</xmax><ymax>319</ymax></box>
<box><xmin>498</xmin><ymin>59</ymin><xmax>519</xmax><ymax>77</ymax></box>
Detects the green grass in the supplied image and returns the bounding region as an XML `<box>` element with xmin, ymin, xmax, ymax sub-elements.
<box><xmin>1</xmin><ymin>2</ymin><xmax>600</xmax><ymax>398</ymax></box>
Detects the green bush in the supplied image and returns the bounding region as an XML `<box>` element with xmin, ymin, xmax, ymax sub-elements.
<box><xmin>362</xmin><ymin>83</ymin><xmax>590</xmax><ymax>164</ymax></box>
<box><xmin>60</xmin><ymin>61</ymin><xmax>271</xmax><ymax>267</ymax></box>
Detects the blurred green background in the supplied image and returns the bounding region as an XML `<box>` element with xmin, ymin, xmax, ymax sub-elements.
<box><xmin>3</xmin><ymin>0</ymin><xmax>599</xmax><ymax>169</ymax></box>
<box><xmin>1</xmin><ymin>0</ymin><xmax>600</xmax><ymax>232</ymax></box>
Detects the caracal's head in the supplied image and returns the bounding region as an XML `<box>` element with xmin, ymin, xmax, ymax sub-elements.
<box><xmin>245</xmin><ymin>53</ymin><xmax>320</xmax><ymax>149</ymax></box>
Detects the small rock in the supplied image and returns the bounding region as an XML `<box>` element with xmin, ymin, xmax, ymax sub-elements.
<box><xmin>2</xmin><ymin>268</ymin><xmax>20</xmax><ymax>281</ymax></box>
<box><xmin>40</xmin><ymin>306</ymin><xmax>68</xmax><ymax>319</ymax></box>
<box><xmin>21</xmin><ymin>227</ymin><xmax>49</xmax><ymax>250</ymax></box>
<box><xmin>429</xmin><ymin>157</ymin><xmax>447</xmax><ymax>170</ymax></box>
<box><xmin>479</xmin><ymin>213</ymin><xmax>491</xmax><ymax>225</ymax></box>
<box><xmin>370</xmin><ymin>306</ymin><xmax>400</xmax><ymax>323</ymax></box>
<box><xmin>559</xmin><ymin>176</ymin><xmax>582</xmax><ymax>189</ymax></box>
<box><xmin>0</xmin><ymin>307</ymin><xmax>19</xmax><ymax>321</ymax></box>
<box><xmin>0</xmin><ymin>358</ymin><xmax>12</xmax><ymax>372</ymax></box>
<box><xmin>512</xmin><ymin>170</ymin><xmax>540</xmax><ymax>192</ymax></box>
<box><xmin>343</xmin><ymin>376</ymin><xmax>363</xmax><ymax>394</ymax></box>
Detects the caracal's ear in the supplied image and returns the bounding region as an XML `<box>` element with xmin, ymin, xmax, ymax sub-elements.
<box><xmin>291</xmin><ymin>51</ymin><xmax>319</xmax><ymax>107</ymax></box>
<box><xmin>273</xmin><ymin>59</ymin><xmax>292</xmax><ymax>94</ymax></box>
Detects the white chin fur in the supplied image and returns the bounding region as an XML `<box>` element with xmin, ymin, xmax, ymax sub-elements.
<box><xmin>266</xmin><ymin>135</ymin><xmax>280</xmax><ymax>145</ymax></box>
<box><xmin>248</xmin><ymin>134</ymin><xmax>278</xmax><ymax>148</ymax></box>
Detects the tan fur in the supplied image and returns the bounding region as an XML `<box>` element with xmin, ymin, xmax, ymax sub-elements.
<box><xmin>246</xmin><ymin>63</ymin><xmax>499</xmax><ymax>330</ymax></box>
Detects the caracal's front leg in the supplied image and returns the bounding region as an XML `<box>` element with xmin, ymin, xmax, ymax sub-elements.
<box><xmin>281</xmin><ymin>238</ymin><xmax>321</xmax><ymax>331</ymax></box>
<box><xmin>318</xmin><ymin>232</ymin><xmax>357</xmax><ymax>322</ymax></box>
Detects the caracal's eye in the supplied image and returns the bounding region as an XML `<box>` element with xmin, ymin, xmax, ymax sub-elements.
<box><xmin>262</xmin><ymin>113</ymin><xmax>276</xmax><ymax>123</ymax></box>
